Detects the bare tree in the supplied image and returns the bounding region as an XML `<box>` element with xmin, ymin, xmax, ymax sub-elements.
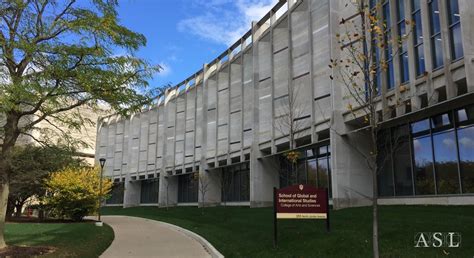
<box><xmin>196</xmin><ymin>173</ymin><xmax>210</xmax><ymax>211</ymax></box>
<box><xmin>329</xmin><ymin>1</ymin><xmax>414</xmax><ymax>257</ymax></box>
<box><xmin>274</xmin><ymin>76</ymin><xmax>312</xmax><ymax>179</ymax></box>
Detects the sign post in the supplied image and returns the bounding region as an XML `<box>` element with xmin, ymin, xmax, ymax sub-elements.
<box><xmin>273</xmin><ymin>187</ymin><xmax>277</xmax><ymax>248</ymax></box>
<box><xmin>273</xmin><ymin>184</ymin><xmax>330</xmax><ymax>247</ymax></box>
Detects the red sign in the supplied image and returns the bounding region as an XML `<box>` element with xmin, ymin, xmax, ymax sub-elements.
<box><xmin>275</xmin><ymin>184</ymin><xmax>328</xmax><ymax>219</ymax></box>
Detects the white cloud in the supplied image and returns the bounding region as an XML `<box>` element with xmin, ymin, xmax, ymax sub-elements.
<box><xmin>459</xmin><ymin>137</ymin><xmax>474</xmax><ymax>149</ymax></box>
<box><xmin>442</xmin><ymin>138</ymin><xmax>456</xmax><ymax>149</ymax></box>
<box><xmin>157</xmin><ymin>62</ymin><xmax>172</xmax><ymax>77</ymax></box>
<box><xmin>178</xmin><ymin>0</ymin><xmax>278</xmax><ymax>46</ymax></box>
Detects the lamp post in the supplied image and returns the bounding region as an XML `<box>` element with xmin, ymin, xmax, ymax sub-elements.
<box><xmin>98</xmin><ymin>158</ymin><xmax>106</xmax><ymax>222</ymax></box>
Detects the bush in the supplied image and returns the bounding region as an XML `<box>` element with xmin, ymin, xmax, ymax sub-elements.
<box><xmin>43</xmin><ymin>167</ymin><xmax>112</xmax><ymax>221</ymax></box>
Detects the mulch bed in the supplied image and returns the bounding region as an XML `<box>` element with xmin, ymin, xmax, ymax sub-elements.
<box><xmin>0</xmin><ymin>245</ymin><xmax>56</xmax><ymax>257</ymax></box>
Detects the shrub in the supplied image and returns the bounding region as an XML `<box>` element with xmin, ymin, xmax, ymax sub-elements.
<box><xmin>43</xmin><ymin>167</ymin><xmax>112</xmax><ymax>221</ymax></box>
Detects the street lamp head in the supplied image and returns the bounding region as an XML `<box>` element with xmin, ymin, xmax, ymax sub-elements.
<box><xmin>99</xmin><ymin>158</ymin><xmax>106</xmax><ymax>168</ymax></box>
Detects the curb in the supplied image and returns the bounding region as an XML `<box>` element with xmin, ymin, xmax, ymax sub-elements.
<box><xmin>147</xmin><ymin>219</ymin><xmax>224</xmax><ymax>258</ymax></box>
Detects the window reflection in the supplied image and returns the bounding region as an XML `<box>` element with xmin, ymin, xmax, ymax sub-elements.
<box><xmin>458</xmin><ymin>126</ymin><xmax>474</xmax><ymax>193</ymax></box>
<box><xmin>433</xmin><ymin>130</ymin><xmax>460</xmax><ymax>194</ymax></box>
<box><xmin>412</xmin><ymin>0</ymin><xmax>425</xmax><ymax>76</ymax></box>
<box><xmin>413</xmin><ymin>136</ymin><xmax>435</xmax><ymax>195</ymax></box>
<box><xmin>279</xmin><ymin>145</ymin><xmax>332</xmax><ymax>198</ymax></box>
<box><xmin>448</xmin><ymin>0</ymin><xmax>463</xmax><ymax>60</ymax></box>
<box><xmin>378</xmin><ymin>105</ymin><xmax>474</xmax><ymax>197</ymax></box>
<box><xmin>398</xmin><ymin>0</ymin><xmax>409</xmax><ymax>83</ymax></box>
<box><xmin>429</xmin><ymin>0</ymin><xmax>444</xmax><ymax>69</ymax></box>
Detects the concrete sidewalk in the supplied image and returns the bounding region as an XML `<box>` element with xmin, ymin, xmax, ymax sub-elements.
<box><xmin>100</xmin><ymin>216</ymin><xmax>218</xmax><ymax>258</ymax></box>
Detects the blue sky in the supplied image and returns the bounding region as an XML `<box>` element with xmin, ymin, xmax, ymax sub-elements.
<box><xmin>114</xmin><ymin>0</ymin><xmax>277</xmax><ymax>88</ymax></box>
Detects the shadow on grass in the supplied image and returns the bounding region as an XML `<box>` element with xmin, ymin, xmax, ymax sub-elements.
<box><xmin>5</xmin><ymin>222</ymin><xmax>114</xmax><ymax>257</ymax></box>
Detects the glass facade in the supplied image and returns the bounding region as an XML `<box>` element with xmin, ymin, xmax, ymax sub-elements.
<box><xmin>412</xmin><ymin>0</ymin><xmax>425</xmax><ymax>76</ymax></box>
<box><xmin>106</xmin><ymin>182</ymin><xmax>124</xmax><ymax>204</ymax></box>
<box><xmin>383</xmin><ymin>1</ymin><xmax>395</xmax><ymax>90</ymax></box>
<box><xmin>378</xmin><ymin>105</ymin><xmax>474</xmax><ymax>197</ymax></box>
<box><xmin>178</xmin><ymin>173</ymin><xmax>198</xmax><ymax>203</ymax></box>
<box><xmin>280</xmin><ymin>144</ymin><xmax>332</xmax><ymax>198</ymax></box>
<box><xmin>447</xmin><ymin>0</ymin><xmax>463</xmax><ymax>60</ymax></box>
<box><xmin>397</xmin><ymin>0</ymin><xmax>409</xmax><ymax>84</ymax></box>
<box><xmin>429</xmin><ymin>0</ymin><xmax>443</xmax><ymax>69</ymax></box>
<box><xmin>140</xmin><ymin>178</ymin><xmax>159</xmax><ymax>204</ymax></box>
<box><xmin>221</xmin><ymin>162</ymin><xmax>250</xmax><ymax>202</ymax></box>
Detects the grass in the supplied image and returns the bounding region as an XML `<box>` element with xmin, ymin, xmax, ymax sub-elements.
<box><xmin>5</xmin><ymin>221</ymin><xmax>114</xmax><ymax>257</ymax></box>
<box><xmin>102</xmin><ymin>205</ymin><xmax>474</xmax><ymax>258</ymax></box>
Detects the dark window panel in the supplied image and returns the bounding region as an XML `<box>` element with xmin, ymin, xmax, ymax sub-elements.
<box><xmin>415</xmin><ymin>45</ymin><xmax>426</xmax><ymax>76</ymax></box>
<box><xmin>377</xmin><ymin>129</ymin><xmax>395</xmax><ymax>196</ymax></box>
<box><xmin>431</xmin><ymin>113</ymin><xmax>453</xmax><ymax>129</ymax></box>
<box><xmin>458</xmin><ymin>126</ymin><xmax>474</xmax><ymax>193</ymax></box>
<box><xmin>450</xmin><ymin>24</ymin><xmax>463</xmax><ymax>60</ymax></box>
<box><xmin>140</xmin><ymin>179</ymin><xmax>159</xmax><ymax>204</ymax></box>
<box><xmin>106</xmin><ymin>182</ymin><xmax>124</xmax><ymax>204</ymax></box>
<box><xmin>393</xmin><ymin>125</ymin><xmax>414</xmax><ymax>195</ymax></box>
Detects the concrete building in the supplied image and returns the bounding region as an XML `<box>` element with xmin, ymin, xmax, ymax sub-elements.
<box><xmin>96</xmin><ymin>0</ymin><xmax>474</xmax><ymax>209</ymax></box>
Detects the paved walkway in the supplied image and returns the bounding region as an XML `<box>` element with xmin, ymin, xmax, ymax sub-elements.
<box><xmin>100</xmin><ymin>216</ymin><xmax>213</xmax><ymax>258</ymax></box>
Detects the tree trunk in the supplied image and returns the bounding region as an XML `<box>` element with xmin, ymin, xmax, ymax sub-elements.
<box><xmin>0</xmin><ymin>182</ymin><xmax>10</xmax><ymax>249</ymax></box>
<box><xmin>14</xmin><ymin>202</ymin><xmax>24</xmax><ymax>218</ymax></box>
<box><xmin>372</xmin><ymin>166</ymin><xmax>379</xmax><ymax>258</ymax></box>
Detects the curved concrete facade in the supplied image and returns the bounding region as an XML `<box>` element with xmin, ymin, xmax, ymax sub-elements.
<box><xmin>96</xmin><ymin>0</ymin><xmax>474</xmax><ymax>209</ymax></box>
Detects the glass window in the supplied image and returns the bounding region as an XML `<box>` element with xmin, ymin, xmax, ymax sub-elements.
<box><xmin>447</xmin><ymin>0</ymin><xmax>463</xmax><ymax>60</ymax></box>
<box><xmin>433</xmin><ymin>130</ymin><xmax>460</xmax><ymax>194</ymax></box>
<box><xmin>140</xmin><ymin>179</ymin><xmax>159</xmax><ymax>204</ymax></box>
<box><xmin>412</xmin><ymin>0</ymin><xmax>425</xmax><ymax>76</ymax></box>
<box><xmin>431</xmin><ymin>113</ymin><xmax>452</xmax><ymax>129</ymax></box>
<box><xmin>392</xmin><ymin>125</ymin><xmax>414</xmax><ymax>195</ymax></box>
<box><xmin>383</xmin><ymin>1</ymin><xmax>395</xmax><ymax>90</ymax></box>
<box><xmin>221</xmin><ymin>163</ymin><xmax>250</xmax><ymax>202</ymax></box>
<box><xmin>377</xmin><ymin>129</ymin><xmax>394</xmax><ymax>196</ymax></box>
<box><xmin>413</xmin><ymin>135</ymin><xmax>436</xmax><ymax>195</ymax></box>
<box><xmin>307</xmin><ymin>159</ymin><xmax>318</xmax><ymax>187</ymax></box>
<box><xmin>317</xmin><ymin>156</ymin><xmax>332</xmax><ymax>198</ymax></box>
<box><xmin>458</xmin><ymin>126</ymin><xmax>474</xmax><ymax>193</ymax></box>
<box><xmin>411</xmin><ymin>119</ymin><xmax>430</xmax><ymax>134</ymax></box>
<box><xmin>106</xmin><ymin>182</ymin><xmax>124</xmax><ymax>204</ymax></box>
<box><xmin>456</xmin><ymin>106</ymin><xmax>474</xmax><ymax>123</ymax></box>
<box><xmin>178</xmin><ymin>173</ymin><xmax>198</xmax><ymax>203</ymax></box>
<box><xmin>398</xmin><ymin>0</ymin><xmax>410</xmax><ymax>83</ymax></box>
<box><xmin>429</xmin><ymin>0</ymin><xmax>444</xmax><ymax>69</ymax></box>
<box><xmin>297</xmin><ymin>160</ymin><xmax>307</xmax><ymax>184</ymax></box>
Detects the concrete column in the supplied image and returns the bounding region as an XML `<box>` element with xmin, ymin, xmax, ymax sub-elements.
<box><xmin>329</xmin><ymin>0</ymin><xmax>373</xmax><ymax>209</ymax></box>
<box><xmin>123</xmin><ymin>180</ymin><xmax>141</xmax><ymax>208</ymax></box>
<box><xmin>159</xmin><ymin>89</ymin><xmax>178</xmax><ymax>207</ymax></box>
<box><xmin>198</xmin><ymin>168</ymin><xmax>221</xmax><ymax>207</ymax></box>
<box><xmin>459</xmin><ymin>0</ymin><xmax>474</xmax><ymax>93</ymax></box>
<box><xmin>198</xmin><ymin>64</ymin><xmax>222</xmax><ymax>207</ymax></box>
<box><xmin>330</xmin><ymin>127</ymin><xmax>373</xmax><ymax>209</ymax></box>
<box><xmin>250</xmin><ymin>149</ymin><xmax>279</xmax><ymax>207</ymax></box>
<box><xmin>161</xmin><ymin>175</ymin><xmax>178</xmax><ymax>207</ymax></box>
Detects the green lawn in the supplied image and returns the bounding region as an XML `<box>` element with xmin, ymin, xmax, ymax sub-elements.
<box><xmin>5</xmin><ymin>222</ymin><xmax>114</xmax><ymax>257</ymax></box>
<box><xmin>102</xmin><ymin>205</ymin><xmax>474</xmax><ymax>258</ymax></box>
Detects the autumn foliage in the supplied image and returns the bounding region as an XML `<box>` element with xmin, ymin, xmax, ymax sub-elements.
<box><xmin>43</xmin><ymin>167</ymin><xmax>112</xmax><ymax>221</ymax></box>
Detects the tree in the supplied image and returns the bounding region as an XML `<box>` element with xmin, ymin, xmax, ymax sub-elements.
<box><xmin>329</xmin><ymin>1</ymin><xmax>413</xmax><ymax>257</ymax></box>
<box><xmin>6</xmin><ymin>144</ymin><xmax>84</xmax><ymax>218</ymax></box>
<box><xmin>0</xmin><ymin>0</ymin><xmax>159</xmax><ymax>248</ymax></box>
<box><xmin>43</xmin><ymin>166</ymin><xmax>112</xmax><ymax>221</ymax></box>
<box><xmin>196</xmin><ymin>173</ymin><xmax>210</xmax><ymax>209</ymax></box>
<box><xmin>274</xmin><ymin>72</ymin><xmax>311</xmax><ymax>183</ymax></box>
